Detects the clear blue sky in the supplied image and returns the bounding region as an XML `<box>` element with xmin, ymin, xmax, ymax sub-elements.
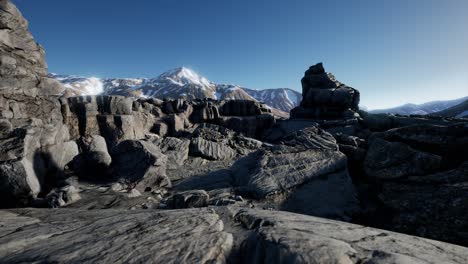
<box><xmin>13</xmin><ymin>0</ymin><xmax>468</xmax><ymax>109</ymax></box>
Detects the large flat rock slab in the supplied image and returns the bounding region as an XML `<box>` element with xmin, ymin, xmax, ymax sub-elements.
<box><xmin>234</xmin><ymin>209</ymin><xmax>468</xmax><ymax>264</ymax></box>
<box><xmin>0</xmin><ymin>208</ymin><xmax>233</xmax><ymax>263</ymax></box>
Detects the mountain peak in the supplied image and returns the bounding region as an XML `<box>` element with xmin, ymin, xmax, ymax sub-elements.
<box><xmin>157</xmin><ymin>67</ymin><xmax>212</xmax><ymax>88</ymax></box>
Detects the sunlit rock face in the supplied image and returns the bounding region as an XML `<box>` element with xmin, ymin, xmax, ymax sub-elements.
<box><xmin>290</xmin><ymin>63</ymin><xmax>360</xmax><ymax>119</ymax></box>
<box><xmin>0</xmin><ymin>0</ymin><xmax>62</xmax><ymax>96</ymax></box>
<box><xmin>0</xmin><ymin>0</ymin><xmax>75</xmax><ymax>207</ymax></box>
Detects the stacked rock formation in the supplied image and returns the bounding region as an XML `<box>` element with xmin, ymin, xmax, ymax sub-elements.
<box><xmin>291</xmin><ymin>62</ymin><xmax>360</xmax><ymax>119</ymax></box>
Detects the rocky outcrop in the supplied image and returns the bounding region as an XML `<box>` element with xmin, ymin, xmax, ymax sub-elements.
<box><xmin>365</xmin><ymin>137</ymin><xmax>442</xmax><ymax>179</ymax></box>
<box><xmin>290</xmin><ymin>63</ymin><xmax>360</xmax><ymax>119</ymax></box>
<box><xmin>0</xmin><ymin>1</ymin><xmax>77</xmax><ymax>208</ymax></box>
<box><xmin>0</xmin><ymin>0</ymin><xmax>62</xmax><ymax>96</ymax></box>
<box><xmin>235</xmin><ymin>209</ymin><xmax>468</xmax><ymax>264</ymax></box>
<box><xmin>233</xmin><ymin>127</ymin><xmax>359</xmax><ymax>221</ymax></box>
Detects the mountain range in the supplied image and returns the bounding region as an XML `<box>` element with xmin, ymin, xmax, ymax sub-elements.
<box><xmin>51</xmin><ymin>67</ymin><xmax>301</xmax><ymax>116</ymax></box>
<box><xmin>370</xmin><ymin>96</ymin><xmax>468</xmax><ymax>116</ymax></box>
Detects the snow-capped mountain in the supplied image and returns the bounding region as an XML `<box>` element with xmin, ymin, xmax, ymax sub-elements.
<box><xmin>244</xmin><ymin>88</ymin><xmax>301</xmax><ymax>112</ymax></box>
<box><xmin>370</xmin><ymin>96</ymin><xmax>468</xmax><ymax>115</ymax></box>
<box><xmin>51</xmin><ymin>67</ymin><xmax>302</xmax><ymax>114</ymax></box>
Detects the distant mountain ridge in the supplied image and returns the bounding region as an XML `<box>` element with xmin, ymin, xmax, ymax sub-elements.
<box><xmin>370</xmin><ymin>96</ymin><xmax>468</xmax><ymax>116</ymax></box>
<box><xmin>432</xmin><ymin>99</ymin><xmax>468</xmax><ymax>118</ymax></box>
<box><xmin>51</xmin><ymin>67</ymin><xmax>301</xmax><ymax>115</ymax></box>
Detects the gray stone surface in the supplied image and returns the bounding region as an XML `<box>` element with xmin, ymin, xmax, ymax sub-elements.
<box><xmin>235</xmin><ymin>208</ymin><xmax>468</xmax><ymax>264</ymax></box>
<box><xmin>111</xmin><ymin>140</ymin><xmax>170</xmax><ymax>190</ymax></box>
<box><xmin>0</xmin><ymin>208</ymin><xmax>233</xmax><ymax>263</ymax></box>
<box><xmin>190</xmin><ymin>137</ymin><xmax>237</xmax><ymax>161</ymax></box>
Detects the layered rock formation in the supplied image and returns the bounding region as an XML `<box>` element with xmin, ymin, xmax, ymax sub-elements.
<box><xmin>1</xmin><ymin>0</ymin><xmax>468</xmax><ymax>262</ymax></box>
<box><xmin>291</xmin><ymin>63</ymin><xmax>360</xmax><ymax>119</ymax></box>
<box><xmin>0</xmin><ymin>0</ymin><xmax>74</xmax><ymax>207</ymax></box>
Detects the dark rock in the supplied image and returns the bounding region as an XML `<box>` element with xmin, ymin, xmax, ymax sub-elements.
<box><xmin>111</xmin><ymin>140</ymin><xmax>170</xmax><ymax>191</ymax></box>
<box><xmin>71</xmin><ymin>135</ymin><xmax>111</xmax><ymax>179</ymax></box>
<box><xmin>219</xmin><ymin>100</ymin><xmax>271</xmax><ymax>116</ymax></box>
<box><xmin>190</xmin><ymin>137</ymin><xmax>236</xmax><ymax>161</ymax></box>
<box><xmin>169</xmin><ymin>190</ymin><xmax>210</xmax><ymax>209</ymax></box>
<box><xmin>291</xmin><ymin>63</ymin><xmax>360</xmax><ymax>119</ymax></box>
<box><xmin>377</xmin><ymin>162</ymin><xmax>468</xmax><ymax>246</ymax></box>
<box><xmin>364</xmin><ymin>138</ymin><xmax>441</xmax><ymax>179</ymax></box>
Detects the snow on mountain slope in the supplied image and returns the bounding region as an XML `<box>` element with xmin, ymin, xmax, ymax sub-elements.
<box><xmin>52</xmin><ymin>67</ymin><xmax>301</xmax><ymax>114</ymax></box>
<box><xmin>243</xmin><ymin>88</ymin><xmax>301</xmax><ymax>112</ymax></box>
<box><xmin>51</xmin><ymin>74</ymin><xmax>104</xmax><ymax>95</ymax></box>
<box><xmin>370</xmin><ymin>96</ymin><xmax>468</xmax><ymax>115</ymax></box>
<box><xmin>432</xmin><ymin>99</ymin><xmax>468</xmax><ymax>118</ymax></box>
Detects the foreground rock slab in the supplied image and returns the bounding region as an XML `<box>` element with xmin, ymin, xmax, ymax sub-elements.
<box><xmin>234</xmin><ymin>209</ymin><xmax>468</xmax><ymax>264</ymax></box>
<box><xmin>0</xmin><ymin>208</ymin><xmax>233</xmax><ymax>263</ymax></box>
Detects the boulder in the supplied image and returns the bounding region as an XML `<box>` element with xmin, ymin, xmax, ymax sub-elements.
<box><xmin>231</xmin><ymin>127</ymin><xmax>359</xmax><ymax>220</ymax></box>
<box><xmin>111</xmin><ymin>140</ymin><xmax>170</xmax><ymax>190</ymax></box>
<box><xmin>168</xmin><ymin>190</ymin><xmax>210</xmax><ymax>209</ymax></box>
<box><xmin>71</xmin><ymin>135</ymin><xmax>112</xmax><ymax>179</ymax></box>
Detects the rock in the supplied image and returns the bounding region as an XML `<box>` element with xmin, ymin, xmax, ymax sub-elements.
<box><xmin>0</xmin><ymin>0</ymin><xmax>62</xmax><ymax>96</ymax></box>
<box><xmin>155</xmin><ymin>137</ymin><xmax>190</xmax><ymax>169</ymax></box>
<box><xmin>71</xmin><ymin>135</ymin><xmax>111</xmax><ymax>179</ymax></box>
<box><xmin>0</xmin><ymin>158</ymin><xmax>41</xmax><ymax>207</ymax></box>
<box><xmin>371</xmin><ymin>123</ymin><xmax>468</xmax><ymax>167</ymax></box>
<box><xmin>190</xmin><ymin>100</ymin><xmax>220</xmax><ymax>123</ymax></box>
<box><xmin>190</xmin><ymin>137</ymin><xmax>237</xmax><ymax>161</ymax></box>
<box><xmin>43</xmin><ymin>184</ymin><xmax>81</xmax><ymax>208</ymax></box>
<box><xmin>359</xmin><ymin>111</ymin><xmax>462</xmax><ymax>132</ymax></box>
<box><xmin>168</xmin><ymin>190</ymin><xmax>210</xmax><ymax>209</ymax></box>
<box><xmin>111</xmin><ymin>140</ymin><xmax>170</xmax><ymax>191</ymax></box>
<box><xmin>152</xmin><ymin>121</ymin><xmax>168</xmax><ymax>137</ymax></box>
<box><xmin>364</xmin><ymin>138</ymin><xmax>442</xmax><ymax>179</ymax></box>
<box><xmin>280</xmin><ymin>126</ymin><xmax>338</xmax><ymax>151</ymax></box>
<box><xmin>290</xmin><ymin>63</ymin><xmax>360</xmax><ymax>119</ymax></box>
<box><xmin>375</xmin><ymin>161</ymin><xmax>468</xmax><ymax>246</ymax></box>
<box><xmin>0</xmin><ymin>208</ymin><xmax>233</xmax><ymax>263</ymax></box>
<box><xmin>61</xmin><ymin>95</ymin><xmax>152</xmax><ymax>147</ymax></box>
<box><xmin>218</xmin><ymin>114</ymin><xmax>275</xmax><ymax>138</ymax></box>
<box><xmin>235</xmin><ymin>208</ymin><xmax>468</xmax><ymax>264</ymax></box>
<box><xmin>280</xmin><ymin>170</ymin><xmax>360</xmax><ymax>221</ymax></box>
<box><xmin>231</xmin><ymin>127</ymin><xmax>359</xmax><ymax>220</ymax></box>
<box><xmin>127</xmin><ymin>188</ymin><xmax>142</xmax><ymax>198</ymax></box>
<box><xmin>218</xmin><ymin>100</ymin><xmax>271</xmax><ymax>116</ymax></box>
<box><xmin>166</xmin><ymin>113</ymin><xmax>185</xmax><ymax>136</ymax></box>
